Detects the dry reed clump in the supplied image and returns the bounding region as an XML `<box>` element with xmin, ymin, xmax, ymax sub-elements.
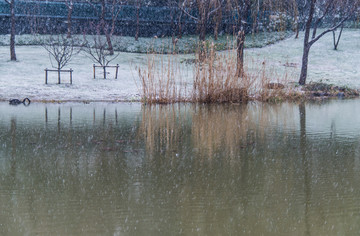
<box><xmin>192</xmin><ymin>42</ymin><xmax>293</xmax><ymax>103</ymax></box>
<box><xmin>192</xmin><ymin>42</ymin><xmax>252</xmax><ymax>103</ymax></box>
<box><xmin>137</xmin><ymin>45</ymin><xmax>188</xmax><ymax>104</ymax></box>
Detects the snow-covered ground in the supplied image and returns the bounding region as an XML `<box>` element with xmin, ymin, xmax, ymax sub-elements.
<box><xmin>0</xmin><ymin>29</ymin><xmax>359</xmax><ymax>102</ymax></box>
<box><xmin>245</xmin><ymin>28</ymin><xmax>360</xmax><ymax>87</ymax></box>
<box><xmin>0</xmin><ymin>46</ymin><xmax>149</xmax><ymax>102</ymax></box>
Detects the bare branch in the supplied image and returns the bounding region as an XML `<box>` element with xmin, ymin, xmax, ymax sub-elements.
<box><xmin>178</xmin><ymin>0</ymin><xmax>199</xmax><ymax>21</ymax></box>
<box><xmin>208</xmin><ymin>0</ymin><xmax>225</xmax><ymax>18</ymax></box>
<box><xmin>82</xmin><ymin>33</ymin><xmax>119</xmax><ymax>66</ymax></box>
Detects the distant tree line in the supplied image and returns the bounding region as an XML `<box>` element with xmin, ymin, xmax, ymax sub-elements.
<box><xmin>0</xmin><ymin>0</ymin><xmax>309</xmax><ymax>38</ymax></box>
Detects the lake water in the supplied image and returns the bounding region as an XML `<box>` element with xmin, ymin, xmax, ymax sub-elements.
<box><xmin>1</xmin><ymin>100</ymin><xmax>360</xmax><ymax>235</ymax></box>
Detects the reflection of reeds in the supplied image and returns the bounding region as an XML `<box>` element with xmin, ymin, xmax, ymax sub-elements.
<box><xmin>139</xmin><ymin>103</ymin><xmax>296</xmax><ymax>159</ymax></box>
<box><xmin>139</xmin><ymin>104</ymin><xmax>191</xmax><ymax>155</ymax></box>
<box><xmin>191</xmin><ymin>104</ymin><xmax>252</xmax><ymax>157</ymax></box>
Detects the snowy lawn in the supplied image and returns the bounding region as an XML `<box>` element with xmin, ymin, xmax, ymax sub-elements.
<box><xmin>0</xmin><ymin>46</ymin><xmax>151</xmax><ymax>102</ymax></box>
<box><xmin>0</xmin><ymin>28</ymin><xmax>359</xmax><ymax>102</ymax></box>
<box><xmin>244</xmin><ymin>28</ymin><xmax>360</xmax><ymax>87</ymax></box>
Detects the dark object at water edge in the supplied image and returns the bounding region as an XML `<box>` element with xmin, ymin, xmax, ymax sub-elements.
<box><xmin>9</xmin><ymin>98</ymin><xmax>31</xmax><ymax>106</ymax></box>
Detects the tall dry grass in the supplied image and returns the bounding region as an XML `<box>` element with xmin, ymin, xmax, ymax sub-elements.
<box><xmin>192</xmin><ymin>42</ymin><xmax>251</xmax><ymax>103</ymax></box>
<box><xmin>137</xmin><ymin>45</ymin><xmax>188</xmax><ymax>104</ymax></box>
<box><xmin>137</xmin><ymin>38</ymin><xmax>292</xmax><ymax>104</ymax></box>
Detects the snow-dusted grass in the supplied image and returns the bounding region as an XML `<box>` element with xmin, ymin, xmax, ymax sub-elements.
<box><xmin>0</xmin><ymin>29</ymin><xmax>359</xmax><ymax>102</ymax></box>
<box><xmin>244</xmin><ymin>28</ymin><xmax>360</xmax><ymax>87</ymax></box>
<box><xmin>0</xmin><ymin>46</ymin><xmax>145</xmax><ymax>101</ymax></box>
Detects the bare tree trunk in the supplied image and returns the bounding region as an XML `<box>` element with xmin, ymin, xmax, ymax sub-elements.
<box><xmin>135</xmin><ymin>0</ymin><xmax>140</xmax><ymax>41</ymax></box>
<box><xmin>197</xmin><ymin>0</ymin><xmax>209</xmax><ymax>62</ymax></box>
<box><xmin>299</xmin><ymin>0</ymin><xmax>315</xmax><ymax>85</ymax></box>
<box><xmin>170</xmin><ymin>7</ymin><xmax>175</xmax><ymax>45</ymax></box>
<box><xmin>177</xmin><ymin>11</ymin><xmax>183</xmax><ymax>39</ymax></box>
<box><xmin>100</xmin><ymin>0</ymin><xmax>114</xmax><ymax>55</ymax></box>
<box><xmin>293</xmin><ymin>0</ymin><xmax>299</xmax><ymax>39</ymax></box>
<box><xmin>213</xmin><ymin>1</ymin><xmax>222</xmax><ymax>41</ymax></box>
<box><xmin>106</xmin><ymin>33</ymin><xmax>114</xmax><ymax>55</ymax></box>
<box><xmin>333</xmin><ymin>24</ymin><xmax>344</xmax><ymax>50</ymax></box>
<box><xmin>10</xmin><ymin>0</ymin><xmax>16</xmax><ymax>61</ymax></box>
<box><xmin>236</xmin><ymin>30</ymin><xmax>245</xmax><ymax>77</ymax></box>
<box><xmin>198</xmin><ymin>20</ymin><xmax>207</xmax><ymax>62</ymax></box>
<box><xmin>103</xmin><ymin>66</ymin><xmax>107</xmax><ymax>79</ymax></box>
<box><xmin>311</xmin><ymin>24</ymin><xmax>318</xmax><ymax>39</ymax></box>
<box><xmin>66</xmin><ymin>1</ymin><xmax>73</xmax><ymax>38</ymax></box>
<box><xmin>57</xmin><ymin>68</ymin><xmax>61</xmax><ymax>84</ymax></box>
<box><xmin>199</xmin><ymin>20</ymin><xmax>206</xmax><ymax>41</ymax></box>
<box><xmin>299</xmin><ymin>44</ymin><xmax>310</xmax><ymax>85</ymax></box>
<box><xmin>214</xmin><ymin>19</ymin><xmax>219</xmax><ymax>41</ymax></box>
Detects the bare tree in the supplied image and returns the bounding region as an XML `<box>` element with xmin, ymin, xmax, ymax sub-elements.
<box><xmin>82</xmin><ymin>32</ymin><xmax>119</xmax><ymax>79</ymax></box>
<box><xmin>177</xmin><ymin>0</ymin><xmax>225</xmax><ymax>60</ymax></box>
<box><xmin>42</xmin><ymin>35</ymin><xmax>79</xmax><ymax>83</ymax></box>
<box><xmin>86</xmin><ymin>0</ymin><xmax>122</xmax><ymax>55</ymax></box>
<box><xmin>298</xmin><ymin>0</ymin><xmax>359</xmax><ymax>85</ymax></box>
<box><xmin>4</xmin><ymin>0</ymin><xmax>16</xmax><ymax>61</ymax></box>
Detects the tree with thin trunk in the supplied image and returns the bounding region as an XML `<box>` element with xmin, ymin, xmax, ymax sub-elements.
<box><xmin>232</xmin><ymin>0</ymin><xmax>251</xmax><ymax>77</ymax></box>
<box><xmin>135</xmin><ymin>0</ymin><xmax>141</xmax><ymax>41</ymax></box>
<box><xmin>82</xmin><ymin>29</ymin><xmax>119</xmax><ymax>79</ymax></box>
<box><xmin>42</xmin><ymin>35</ymin><xmax>79</xmax><ymax>84</ymax></box>
<box><xmin>4</xmin><ymin>0</ymin><xmax>16</xmax><ymax>61</ymax></box>
<box><xmin>292</xmin><ymin>0</ymin><xmax>300</xmax><ymax>38</ymax></box>
<box><xmin>86</xmin><ymin>0</ymin><xmax>122</xmax><ymax>55</ymax></box>
<box><xmin>332</xmin><ymin>23</ymin><xmax>344</xmax><ymax>50</ymax></box>
<box><xmin>65</xmin><ymin>0</ymin><xmax>74</xmax><ymax>38</ymax></box>
<box><xmin>298</xmin><ymin>0</ymin><xmax>359</xmax><ymax>85</ymax></box>
<box><xmin>177</xmin><ymin>0</ymin><xmax>225</xmax><ymax>60</ymax></box>
<box><xmin>212</xmin><ymin>0</ymin><xmax>222</xmax><ymax>40</ymax></box>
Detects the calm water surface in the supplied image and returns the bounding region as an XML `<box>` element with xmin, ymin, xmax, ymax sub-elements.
<box><xmin>1</xmin><ymin>100</ymin><xmax>360</xmax><ymax>235</ymax></box>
